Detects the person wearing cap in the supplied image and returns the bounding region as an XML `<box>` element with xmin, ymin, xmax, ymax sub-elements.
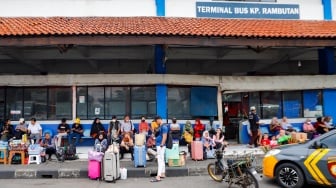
<box><xmin>107</xmin><ymin>115</ymin><xmax>121</xmax><ymax>144</ymax></box>
<box><xmin>138</xmin><ymin>116</ymin><xmax>150</xmax><ymax>136</ymax></box>
<box><xmin>248</xmin><ymin>106</ymin><xmax>261</xmax><ymax>148</ymax></box>
<box><xmin>68</xmin><ymin>118</ymin><xmax>84</xmax><ymax>146</ymax></box>
<box><xmin>169</xmin><ymin>117</ymin><xmax>181</xmax><ymax>142</ymax></box>
<box><xmin>151</xmin><ymin>116</ymin><xmax>167</xmax><ymax>182</ymax></box>
<box><xmin>14</xmin><ymin>118</ymin><xmax>28</xmax><ymax>139</ymax></box>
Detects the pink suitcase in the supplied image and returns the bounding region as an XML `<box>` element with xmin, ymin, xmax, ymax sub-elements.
<box><xmin>191</xmin><ymin>141</ymin><xmax>203</xmax><ymax>160</ymax></box>
<box><xmin>88</xmin><ymin>160</ymin><xmax>101</xmax><ymax>180</ymax></box>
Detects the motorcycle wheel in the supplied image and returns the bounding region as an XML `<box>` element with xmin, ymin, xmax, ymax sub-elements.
<box><xmin>207</xmin><ymin>162</ymin><xmax>225</xmax><ymax>182</ymax></box>
<box><xmin>240</xmin><ymin>169</ymin><xmax>259</xmax><ymax>188</ymax></box>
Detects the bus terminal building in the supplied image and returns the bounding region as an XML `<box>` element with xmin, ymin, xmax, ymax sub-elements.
<box><xmin>0</xmin><ymin>0</ymin><xmax>336</xmax><ymax>141</ymax></box>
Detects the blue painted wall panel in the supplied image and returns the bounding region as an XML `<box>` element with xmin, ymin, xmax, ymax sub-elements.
<box><xmin>323</xmin><ymin>89</ymin><xmax>336</xmax><ymax>122</ymax></box>
<box><xmin>156</xmin><ymin>84</ymin><xmax>167</xmax><ymax>119</ymax></box>
<box><xmin>190</xmin><ymin>87</ymin><xmax>218</xmax><ymax>117</ymax></box>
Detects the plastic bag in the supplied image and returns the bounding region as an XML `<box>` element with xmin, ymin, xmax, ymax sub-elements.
<box><xmin>88</xmin><ymin>150</ymin><xmax>104</xmax><ymax>162</ymax></box>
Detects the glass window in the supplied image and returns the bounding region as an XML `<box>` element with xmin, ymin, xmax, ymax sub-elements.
<box><xmin>248</xmin><ymin>92</ymin><xmax>261</xmax><ymax>116</ymax></box>
<box><xmin>48</xmin><ymin>87</ymin><xmax>72</xmax><ymax>120</ymax></box>
<box><xmin>105</xmin><ymin>87</ymin><xmax>128</xmax><ymax>119</ymax></box>
<box><xmin>321</xmin><ymin>134</ymin><xmax>336</xmax><ymax>149</ymax></box>
<box><xmin>282</xmin><ymin>91</ymin><xmax>302</xmax><ymax>118</ymax></box>
<box><xmin>88</xmin><ymin>87</ymin><xmax>104</xmax><ymax>119</ymax></box>
<box><xmin>168</xmin><ymin>87</ymin><xmax>191</xmax><ymax>119</ymax></box>
<box><xmin>76</xmin><ymin>87</ymin><xmax>88</xmax><ymax>119</ymax></box>
<box><xmin>261</xmin><ymin>91</ymin><xmax>282</xmax><ymax>119</ymax></box>
<box><xmin>0</xmin><ymin>88</ymin><xmax>4</xmax><ymax>121</ymax></box>
<box><xmin>24</xmin><ymin>88</ymin><xmax>47</xmax><ymax>120</ymax></box>
<box><xmin>6</xmin><ymin>88</ymin><xmax>23</xmax><ymax>121</ymax></box>
<box><xmin>303</xmin><ymin>90</ymin><xmax>323</xmax><ymax>118</ymax></box>
<box><xmin>131</xmin><ymin>87</ymin><xmax>156</xmax><ymax>119</ymax></box>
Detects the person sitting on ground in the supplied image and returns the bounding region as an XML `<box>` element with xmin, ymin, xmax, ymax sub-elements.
<box><xmin>13</xmin><ymin>118</ymin><xmax>28</xmax><ymax>140</ymax></box>
<box><xmin>169</xmin><ymin>117</ymin><xmax>181</xmax><ymax>142</ymax></box>
<box><xmin>94</xmin><ymin>132</ymin><xmax>108</xmax><ymax>152</ymax></box>
<box><xmin>269</xmin><ymin>117</ymin><xmax>282</xmax><ymax>136</ymax></box>
<box><xmin>276</xmin><ymin>129</ymin><xmax>291</xmax><ymax>145</ymax></box>
<box><xmin>303</xmin><ymin>118</ymin><xmax>317</xmax><ymax>140</ymax></box>
<box><xmin>146</xmin><ymin>134</ymin><xmax>157</xmax><ymax>161</ymax></box>
<box><xmin>68</xmin><ymin>118</ymin><xmax>84</xmax><ymax>146</ymax></box>
<box><xmin>314</xmin><ymin>117</ymin><xmax>329</xmax><ymax>134</ymax></box>
<box><xmin>270</xmin><ymin>135</ymin><xmax>278</xmax><ymax>148</ymax></box>
<box><xmin>120</xmin><ymin>132</ymin><xmax>134</xmax><ymax>160</ymax></box>
<box><xmin>56</xmin><ymin>118</ymin><xmax>70</xmax><ymax>148</ymax></box>
<box><xmin>40</xmin><ymin>132</ymin><xmax>56</xmax><ymax>161</ymax></box>
<box><xmin>213</xmin><ymin>128</ymin><xmax>225</xmax><ymax>149</ymax></box>
<box><xmin>193</xmin><ymin>118</ymin><xmax>205</xmax><ymax>141</ymax></box>
<box><xmin>202</xmin><ymin>130</ymin><xmax>215</xmax><ymax>152</ymax></box>
<box><xmin>107</xmin><ymin>115</ymin><xmax>121</xmax><ymax>145</ymax></box>
<box><xmin>28</xmin><ymin>118</ymin><xmax>42</xmax><ymax>144</ymax></box>
<box><xmin>280</xmin><ymin>116</ymin><xmax>295</xmax><ymax>133</ymax></box>
<box><xmin>90</xmin><ymin>118</ymin><xmax>106</xmax><ymax>139</ymax></box>
<box><xmin>260</xmin><ymin>133</ymin><xmax>271</xmax><ymax>152</ymax></box>
<box><xmin>0</xmin><ymin>119</ymin><xmax>14</xmax><ymax>141</ymax></box>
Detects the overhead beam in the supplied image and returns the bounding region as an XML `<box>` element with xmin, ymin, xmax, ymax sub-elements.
<box><xmin>1</xmin><ymin>36</ymin><xmax>336</xmax><ymax>47</ymax></box>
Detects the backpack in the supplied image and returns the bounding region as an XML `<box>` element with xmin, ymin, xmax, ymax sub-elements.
<box><xmin>162</xmin><ymin>124</ymin><xmax>173</xmax><ymax>149</ymax></box>
<box><xmin>64</xmin><ymin>144</ymin><xmax>77</xmax><ymax>160</ymax></box>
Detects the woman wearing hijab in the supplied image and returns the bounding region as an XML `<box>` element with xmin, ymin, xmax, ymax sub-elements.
<box><xmin>90</xmin><ymin>118</ymin><xmax>105</xmax><ymax>139</ymax></box>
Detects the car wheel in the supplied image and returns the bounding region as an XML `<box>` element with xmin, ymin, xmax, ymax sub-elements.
<box><xmin>275</xmin><ymin>163</ymin><xmax>305</xmax><ymax>188</ymax></box>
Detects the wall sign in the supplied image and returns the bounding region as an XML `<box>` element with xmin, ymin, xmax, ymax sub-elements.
<box><xmin>196</xmin><ymin>2</ymin><xmax>300</xmax><ymax>19</ymax></box>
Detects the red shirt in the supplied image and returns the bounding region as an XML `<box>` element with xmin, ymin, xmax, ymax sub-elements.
<box><xmin>261</xmin><ymin>139</ymin><xmax>270</xmax><ymax>146</ymax></box>
<box><xmin>193</xmin><ymin>123</ymin><xmax>204</xmax><ymax>139</ymax></box>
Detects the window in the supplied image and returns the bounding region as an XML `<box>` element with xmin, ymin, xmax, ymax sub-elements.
<box><xmin>248</xmin><ymin>92</ymin><xmax>261</xmax><ymax>116</ymax></box>
<box><xmin>105</xmin><ymin>87</ymin><xmax>128</xmax><ymax>119</ymax></box>
<box><xmin>320</xmin><ymin>134</ymin><xmax>336</xmax><ymax>149</ymax></box>
<box><xmin>24</xmin><ymin>88</ymin><xmax>47</xmax><ymax>120</ymax></box>
<box><xmin>48</xmin><ymin>87</ymin><xmax>72</xmax><ymax>120</ymax></box>
<box><xmin>77</xmin><ymin>87</ymin><xmax>88</xmax><ymax>119</ymax></box>
<box><xmin>6</xmin><ymin>88</ymin><xmax>23</xmax><ymax>121</ymax></box>
<box><xmin>303</xmin><ymin>90</ymin><xmax>323</xmax><ymax>118</ymax></box>
<box><xmin>168</xmin><ymin>87</ymin><xmax>191</xmax><ymax>119</ymax></box>
<box><xmin>88</xmin><ymin>87</ymin><xmax>104</xmax><ymax>119</ymax></box>
<box><xmin>261</xmin><ymin>91</ymin><xmax>282</xmax><ymax>119</ymax></box>
<box><xmin>131</xmin><ymin>87</ymin><xmax>156</xmax><ymax>119</ymax></box>
<box><xmin>0</xmin><ymin>88</ymin><xmax>4</xmax><ymax>121</ymax></box>
<box><xmin>282</xmin><ymin>91</ymin><xmax>302</xmax><ymax>118</ymax></box>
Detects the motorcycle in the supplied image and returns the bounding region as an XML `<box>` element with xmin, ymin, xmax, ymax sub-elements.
<box><xmin>207</xmin><ymin>144</ymin><xmax>261</xmax><ymax>188</ymax></box>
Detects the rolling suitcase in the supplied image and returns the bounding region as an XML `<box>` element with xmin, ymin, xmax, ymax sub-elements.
<box><xmin>191</xmin><ymin>141</ymin><xmax>203</xmax><ymax>160</ymax></box>
<box><xmin>88</xmin><ymin>160</ymin><xmax>101</xmax><ymax>180</ymax></box>
<box><xmin>134</xmin><ymin>145</ymin><xmax>146</xmax><ymax>167</ymax></box>
<box><xmin>103</xmin><ymin>151</ymin><xmax>120</xmax><ymax>182</ymax></box>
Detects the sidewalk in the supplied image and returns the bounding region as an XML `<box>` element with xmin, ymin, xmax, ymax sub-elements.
<box><xmin>0</xmin><ymin>143</ymin><xmax>264</xmax><ymax>179</ymax></box>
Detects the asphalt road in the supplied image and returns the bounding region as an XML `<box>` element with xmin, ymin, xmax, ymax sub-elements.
<box><xmin>0</xmin><ymin>176</ymin><xmax>281</xmax><ymax>188</ymax></box>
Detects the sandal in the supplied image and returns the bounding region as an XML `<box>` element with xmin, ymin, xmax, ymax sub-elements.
<box><xmin>150</xmin><ymin>178</ymin><xmax>161</xmax><ymax>182</ymax></box>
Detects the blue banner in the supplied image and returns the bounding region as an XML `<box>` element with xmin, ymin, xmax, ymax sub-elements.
<box><xmin>196</xmin><ymin>2</ymin><xmax>300</xmax><ymax>19</ymax></box>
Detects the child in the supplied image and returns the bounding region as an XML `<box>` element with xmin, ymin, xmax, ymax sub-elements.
<box><xmin>270</xmin><ymin>136</ymin><xmax>278</xmax><ymax>148</ymax></box>
<box><xmin>260</xmin><ymin>133</ymin><xmax>271</xmax><ymax>152</ymax></box>
<box><xmin>276</xmin><ymin>130</ymin><xmax>291</xmax><ymax>145</ymax></box>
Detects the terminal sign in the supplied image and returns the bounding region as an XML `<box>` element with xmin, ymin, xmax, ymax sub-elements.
<box><xmin>196</xmin><ymin>2</ymin><xmax>300</xmax><ymax>19</ymax></box>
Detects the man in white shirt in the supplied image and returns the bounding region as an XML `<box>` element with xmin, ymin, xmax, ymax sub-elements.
<box><xmin>28</xmin><ymin>118</ymin><xmax>42</xmax><ymax>143</ymax></box>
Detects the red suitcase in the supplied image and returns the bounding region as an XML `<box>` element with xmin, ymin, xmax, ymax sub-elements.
<box><xmin>191</xmin><ymin>141</ymin><xmax>203</xmax><ymax>160</ymax></box>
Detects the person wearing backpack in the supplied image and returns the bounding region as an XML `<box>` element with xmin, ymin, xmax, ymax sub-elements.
<box><xmin>151</xmin><ymin>116</ymin><xmax>167</xmax><ymax>183</ymax></box>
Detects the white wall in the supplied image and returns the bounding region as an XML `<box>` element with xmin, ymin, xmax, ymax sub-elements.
<box><xmin>0</xmin><ymin>0</ymin><xmax>156</xmax><ymax>17</ymax></box>
<box><xmin>166</xmin><ymin>0</ymin><xmax>324</xmax><ymax>20</ymax></box>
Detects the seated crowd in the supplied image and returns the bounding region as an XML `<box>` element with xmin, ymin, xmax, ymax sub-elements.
<box><xmin>259</xmin><ymin>116</ymin><xmax>334</xmax><ymax>151</ymax></box>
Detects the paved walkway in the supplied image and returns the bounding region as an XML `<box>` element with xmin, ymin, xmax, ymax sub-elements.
<box><xmin>0</xmin><ymin>144</ymin><xmax>265</xmax><ymax>179</ymax></box>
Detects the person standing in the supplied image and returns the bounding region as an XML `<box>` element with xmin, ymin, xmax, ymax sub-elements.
<box><xmin>27</xmin><ymin>118</ymin><xmax>42</xmax><ymax>144</ymax></box>
<box><xmin>248</xmin><ymin>106</ymin><xmax>260</xmax><ymax>148</ymax></box>
<box><xmin>151</xmin><ymin>116</ymin><xmax>167</xmax><ymax>183</ymax></box>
